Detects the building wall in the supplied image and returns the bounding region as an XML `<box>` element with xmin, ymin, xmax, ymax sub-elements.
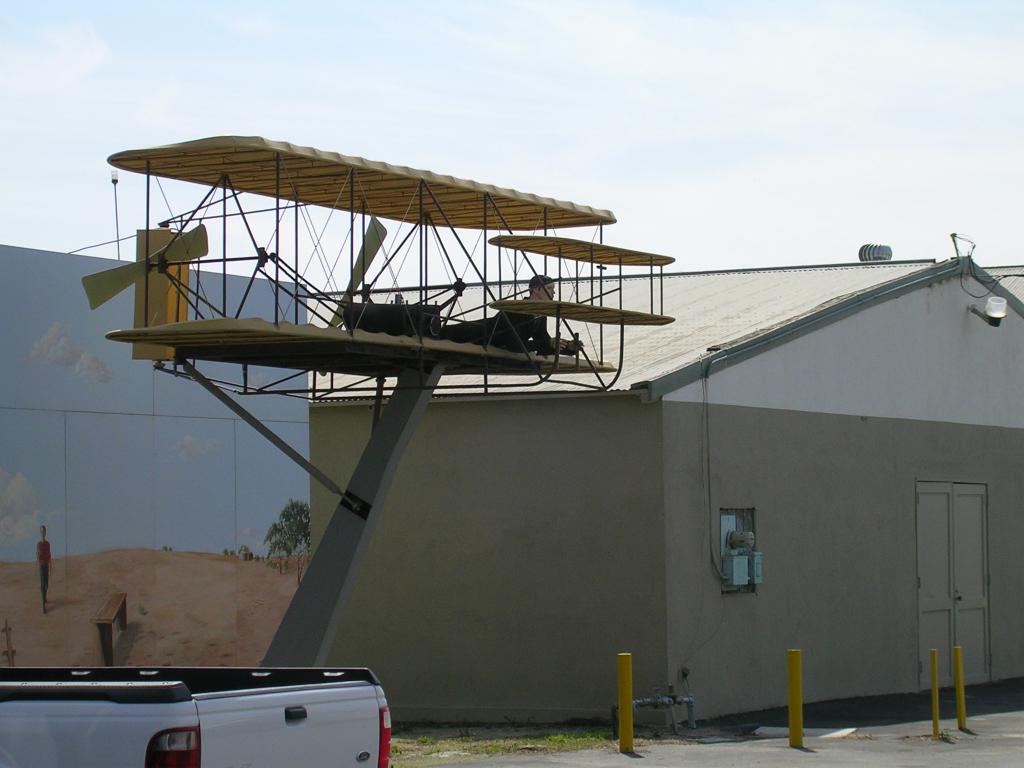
<box><xmin>306</xmin><ymin>271</ymin><xmax>1024</xmax><ymax>721</ymax></box>
<box><xmin>311</xmin><ymin>394</ymin><xmax>667</xmax><ymax>722</ymax></box>
<box><xmin>0</xmin><ymin>245</ymin><xmax>308</xmax><ymax>667</ymax></box>
<box><xmin>662</xmin><ymin>274</ymin><xmax>1024</xmax><ymax>716</ymax></box>
<box><xmin>662</xmin><ymin>401</ymin><xmax>1024</xmax><ymax>718</ymax></box>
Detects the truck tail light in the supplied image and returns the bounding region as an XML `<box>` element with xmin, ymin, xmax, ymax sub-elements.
<box><xmin>146</xmin><ymin>726</ymin><xmax>201</xmax><ymax>768</ymax></box>
<box><xmin>378</xmin><ymin>706</ymin><xmax>392</xmax><ymax>768</ymax></box>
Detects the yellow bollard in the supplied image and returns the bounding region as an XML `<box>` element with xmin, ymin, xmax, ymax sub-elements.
<box><xmin>617</xmin><ymin>653</ymin><xmax>634</xmax><ymax>753</ymax></box>
<box><xmin>953</xmin><ymin>645</ymin><xmax>967</xmax><ymax>731</ymax></box>
<box><xmin>930</xmin><ymin>649</ymin><xmax>940</xmax><ymax>738</ymax></box>
<box><xmin>787</xmin><ymin>649</ymin><xmax>803</xmax><ymax>749</ymax></box>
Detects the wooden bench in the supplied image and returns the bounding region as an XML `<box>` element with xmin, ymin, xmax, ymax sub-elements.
<box><xmin>92</xmin><ymin>592</ymin><xmax>127</xmax><ymax>666</ymax></box>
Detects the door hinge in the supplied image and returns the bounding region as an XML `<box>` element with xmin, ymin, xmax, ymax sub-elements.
<box><xmin>918</xmin><ymin>660</ymin><xmax>923</xmax><ymax>675</ymax></box>
<box><xmin>917</xmin><ymin>576</ymin><xmax>921</xmax><ymax>589</ymax></box>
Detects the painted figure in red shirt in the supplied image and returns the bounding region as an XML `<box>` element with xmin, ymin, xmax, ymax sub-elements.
<box><xmin>37</xmin><ymin>525</ymin><xmax>51</xmax><ymax>614</ymax></box>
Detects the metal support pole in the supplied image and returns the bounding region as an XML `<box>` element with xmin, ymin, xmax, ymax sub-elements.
<box><xmin>419</xmin><ymin>183</ymin><xmax>425</xmax><ymax>305</ymax></box>
<box><xmin>588</xmin><ymin>244</ymin><xmax>594</xmax><ymax>306</ymax></box>
<box><xmin>350</xmin><ymin>169</ymin><xmax>355</xmax><ymax>303</ymax></box>
<box><xmin>543</xmin><ymin>206</ymin><xmax>548</xmax><ymax>274</ymax></box>
<box><xmin>930</xmin><ymin>648</ymin><xmax>940</xmax><ymax>738</ymax></box>
<box><xmin>557</xmin><ymin>243</ymin><xmax>565</xmax><ymax>301</ymax></box>
<box><xmin>954</xmin><ymin>645</ymin><xmax>967</xmax><ymax>730</ymax></box>
<box><xmin>264</xmin><ymin>365</ymin><xmax>444</xmax><ymax>666</ymax></box>
<box><xmin>112</xmin><ymin>173</ymin><xmax>121</xmax><ymax>261</ymax></box>
<box><xmin>144</xmin><ymin>161</ymin><xmax>151</xmax><ymax>326</ymax></box>
<box><xmin>274</xmin><ymin>152</ymin><xmax>281</xmax><ymax>323</ymax></box>
<box><xmin>788</xmin><ymin>649</ymin><xmax>803</xmax><ymax>749</ymax></box>
<box><xmin>372</xmin><ymin>376</ymin><xmax>385</xmax><ymax>430</ymax></box>
<box><xmin>649</xmin><ymin>256</ymin><xmax>654</xmax><ymax>313</ymax></box>
<box><xmin>361</xmin><ymin>204</ymin><xmax>366</xmax><ymax>305</ymax></box>
<box><xmin>617</xmin><ymin>653</ymin><xmax>634</xmax><ymax>753</ymax></box>
<box><xmin>222</xmin><ymin>179</ymin><xmax>228</xmax><ymax>315</ymax></box>
<box><xmin>422</xmin><ymin>186</ymin><xmax>429</xmax><ymax>300</ymax></box>
<box><xmin>660</xmin><ymin>265</ymin><xmax>664</xmax><ymax>315</ymax></box>
<box><xmin>483</xmin><ymin>193</ymin><xmax>489</xmax><ymax>393</ymax></box>
<box><xmin>599</xmin><ymin>225</ymin><xmax>604</xmax><ymax>357</ymax></box>
<box><xmin>181</xmin><ymin>361</ymin><xmax>342</xmax><ymax>498</ymax></box>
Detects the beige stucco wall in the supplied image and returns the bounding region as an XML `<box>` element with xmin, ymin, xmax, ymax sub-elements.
<box><xmin>308</xmin><ymin>373</ymin><xmax>1024</xmax><ymax>722</ymax></box>
<box><xmin>663</xmin><ymin>401</ymin><xmax>1024</xmax><ymax>718</ymax></box>
<box><xmin>311</xmin><ymin>394</ymin><xmax>667</xmax><ymax>722</ymax></box>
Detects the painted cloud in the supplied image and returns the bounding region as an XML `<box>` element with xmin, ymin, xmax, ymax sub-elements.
<box><xmin>174</xmin><ymin>435</ymin><xmax>219</xmax><ymax>461</ymax></box>
<box><xmin>30</xmin><ymin>322</ymin><xmax>112</xmax><ymax>384</ymax></box>
<box><xmin>0</xmin><ymin>467</ymin><xmax>39</xmax><ymax>544</ymax></box>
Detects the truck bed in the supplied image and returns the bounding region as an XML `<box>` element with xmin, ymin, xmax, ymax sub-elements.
<box><xmin>0</xmin><ymin>667</ymin><xmax>388</xmax><ymax>768</ymax></box>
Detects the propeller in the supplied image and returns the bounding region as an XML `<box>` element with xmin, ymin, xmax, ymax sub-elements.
<box><xmin>82</xmin><ymin>225</ymin><xmax>209</xmax><ymax>310</ymax></box>
<box><xmin>330</xmin><ymin>216</ymin><xmax>388</xmax><ymax>326</ymax></box>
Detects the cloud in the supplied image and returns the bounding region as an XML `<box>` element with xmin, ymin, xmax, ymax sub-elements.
<box><xmin>174</xmin><ymin>435</ymin><xmax>219</xmax><ymax>461</ymax></box>
<box><xmin>0</xmin><ymin>468</ymin><xmax>40</xmax><ymax>544</ymax></box>
<box><xmin>0</xmin><ymin>22</ymin><xmax>109</xmax><ymax>98</ymax></box>
<box><xmin>30</xmin><ymin>322</ymin><xmax>112</xmax><ymax>384</ymax></box>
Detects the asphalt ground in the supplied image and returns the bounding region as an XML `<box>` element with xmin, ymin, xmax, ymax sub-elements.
<box><xmin>430</xmin><ymin>678</ymin><xmax>1024</xmax><ymax>767</ymax></box>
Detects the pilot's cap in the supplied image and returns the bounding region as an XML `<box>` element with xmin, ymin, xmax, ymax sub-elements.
<box><xmin>528</xmin><ymin>274</ymin><xmax>554</xmax><ymax>290</ymax></box>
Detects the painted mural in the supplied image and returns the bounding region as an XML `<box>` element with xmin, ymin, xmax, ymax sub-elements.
<box><xmin>0</xmin><ymin>245</ymin><xmax>309</xmax><ymax>667</ymax></box>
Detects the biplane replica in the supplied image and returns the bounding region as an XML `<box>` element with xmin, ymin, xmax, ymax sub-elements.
<box><xmin>85</xmin><ymin>136</ymin><xmax>675</xmax><ymax>665</ymax></box>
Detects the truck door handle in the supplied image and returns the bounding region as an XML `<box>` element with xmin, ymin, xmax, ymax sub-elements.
<box><xmin>285</xmin><ymin>706</ymin><xmax>308</xmax><ymax>722</ymax></box>
<box><xmin>955</xmin><ymin>595</ymin><xmax>963</xmax><ymax>601</ymax></box>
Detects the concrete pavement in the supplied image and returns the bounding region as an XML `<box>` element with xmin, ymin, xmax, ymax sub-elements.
<box><xmin>429</xmin><ymin>678</ymin><xmax>1024</xmax><ymax>767</ymax></box>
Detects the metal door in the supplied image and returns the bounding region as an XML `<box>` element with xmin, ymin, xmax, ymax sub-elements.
<box><xmin>916</xmin><ymin>482</ymin><xmax>989</xmax><ymax>688</ymax></box>
<box><xmin>952</xmin><ymin>484</ymin><xmax>989</xmax><ymax>683</ymax></box>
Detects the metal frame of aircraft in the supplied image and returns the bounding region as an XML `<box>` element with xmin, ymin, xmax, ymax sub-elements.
<box><xmin>85</xmin><ymin>136</ymin><xmax>674</xmax><ymax>401</ymax></box>
<box><xmin>81</xmin><ymin>136</ymin><xmax>677</xmax><ymax>665</ymax></box>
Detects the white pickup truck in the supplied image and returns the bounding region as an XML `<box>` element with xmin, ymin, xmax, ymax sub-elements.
<box><xmin>0</xmin><ymin>666</ymin><xmax>391</xmax><ymax>768</ymax></box>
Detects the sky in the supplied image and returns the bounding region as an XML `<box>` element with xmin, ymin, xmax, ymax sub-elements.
<box><xmin>3</xmin><ymin>0</ymin><xmax>1024</xmax><ymax>273</ymax></box>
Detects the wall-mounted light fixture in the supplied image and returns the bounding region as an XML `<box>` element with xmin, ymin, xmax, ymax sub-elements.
<box><xmin>969</xmin><ymin>296</ymin><xmax>1007</xmax><ymax>327</ymax></box>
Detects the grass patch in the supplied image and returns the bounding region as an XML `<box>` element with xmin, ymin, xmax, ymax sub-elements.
<box><xmin>388</xmin><ymin>720</ymin><xmax>718</xmax><ymax>766</ymax></box>
<box><xmin>390</xmin><ymin>727</ymin><xmax>613</xmax><ymax>766</ymax></box>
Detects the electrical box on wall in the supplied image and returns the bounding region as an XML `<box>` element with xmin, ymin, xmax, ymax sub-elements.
<box><xmin>724</xmin><ymin>554</ymin><xmax>749</xmax><ymax>586</ymax></box>
<box><xmin>748</xmin><ymin>551</ymin><xmax>763</xmax><ymax>584</ymax></box>
<box><xmin>720</xmin><ymin>508</ymin><xmax>761</xmax><ymax>592</ymax></box>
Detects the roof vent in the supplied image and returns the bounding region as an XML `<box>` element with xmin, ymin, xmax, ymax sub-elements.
<box><xmin>858</xmin><ymin>244</ymin><xmax>892</xmax><ymax>262</ymax></box>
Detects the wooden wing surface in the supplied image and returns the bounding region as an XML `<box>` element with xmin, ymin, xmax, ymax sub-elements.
<box><xmin>109</xmin><ymin>136</ymin><xmax>615</xmax><ymax>231</ymax></box>
<box><xmin>106</xmin><ymin>318</ymin><xmax>615</xmax><ymax>376</ymax></box>
<box><xmin>489</xmin><ymin>300</ymin><xmax>674</xmax><ymax>326</ymax></box>
<box><xmin>489</xmin><ymin>235</ymin><xmax>673</xmax><ymax>266</ymax></box>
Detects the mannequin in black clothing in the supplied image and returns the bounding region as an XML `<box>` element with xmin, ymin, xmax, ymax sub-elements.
<box><xmin>441</xmin><ymin>274</ymin><xmax>582</xmax><ymax>356</ymax></box>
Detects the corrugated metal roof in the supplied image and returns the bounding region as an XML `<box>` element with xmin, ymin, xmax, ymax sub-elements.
<box><xmin>984</xmin><ymin>265</ymin><xmax>1024</xmax><ymax>298</ymax></box>
<box><xmin>432</xmin><ymin>259</ymin><xmax>948</xmax><ymax>396</ymax></box>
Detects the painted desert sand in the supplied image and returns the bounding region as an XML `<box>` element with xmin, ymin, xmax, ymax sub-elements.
<box><xmin>0</xmin><ymin>549</ymin><xmax>299</xmax><ymax>667</ymax></box>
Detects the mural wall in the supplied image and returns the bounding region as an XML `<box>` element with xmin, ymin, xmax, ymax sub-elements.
<box><xmin>0</xmin><ymin>244</ymin><xmax>309</xmax><ymax>667</ymax></box>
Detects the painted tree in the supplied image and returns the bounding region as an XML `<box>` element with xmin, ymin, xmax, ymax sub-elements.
<box><xmin>264</xmin><ymin>499</ymin><xmax>311</xmax><ymax>584</ymax></box>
